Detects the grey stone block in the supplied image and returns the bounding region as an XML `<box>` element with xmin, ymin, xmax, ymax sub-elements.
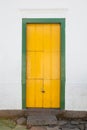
<box><xmin>71</xmin><ymin>121</ymin><xmax>79</xmax><ymax>125</ymax></box>
<box><xmin>46</xmin><ymin>126</ymin><xmax>60</xmax><ymax>130</ymax></box>
<box><xmin>57</xmin><ymin>120</ymin><xmax>67</xmax><ymax>125</ymax></box>
<box><xmin>30</xmin><ymin>126</ymin><xmax>47</xmax><ymax>130</ymax></box>
<box><xmin>62</xmin><ymin>128</ymin><xmax>80</xmax><ymax>130</ymax></box>
<box><xmin>85</xmin><ymin>123</ymin><xmax>87</xmax><ymax>128</ymax></box>
<box><xmin>27</xmin><ymin>115</ymin><xmax>57</xmax><ymax>126</ymax></box>
<box><xmin>13</xmin><ymin>125</ymin><xmax>27</xmax><ymax>130</ymax></box>
<box><xmin>78</xmin><ymin>124</ymin><xmax>84</xmax><ymax>130</ymax></box>
<box><xmin>17</xmin><ymin>117</ymin><xmax>26</xmax><ymax>125</ymax></box>
<box><xmin>60</xmin><ymin>124</ymin><xmax>77</xmax><ymax>129</ymax></box>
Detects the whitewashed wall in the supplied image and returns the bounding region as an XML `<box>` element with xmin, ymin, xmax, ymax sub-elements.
<box><xmin>0</xmin><ymin>0</ymin><xmax>87</xmax><ymax>110</ymax></box>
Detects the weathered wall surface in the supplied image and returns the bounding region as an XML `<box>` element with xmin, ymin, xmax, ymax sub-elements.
<box><xmin>0</xmin><ymin>0</ymin><xmax>87</xmax><ymax>110</ymax></box>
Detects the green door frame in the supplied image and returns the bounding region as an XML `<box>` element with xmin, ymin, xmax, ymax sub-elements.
<box><xmin>22</xmin><ymin>18</ymin><xmax>65</xmax><ymax>109</ymax></box>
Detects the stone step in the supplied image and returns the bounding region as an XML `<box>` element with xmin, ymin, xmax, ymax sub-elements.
<box><xmin>27</xmin><ymin>115</ymin><xmax>57</xmax><ymax>126</ymax></box>
<box><xmin>25</xmin><ymin>108</ymin><xmax>58</xmax><ymax>116</ymax></box>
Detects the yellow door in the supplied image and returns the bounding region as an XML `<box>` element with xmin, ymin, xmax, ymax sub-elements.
<box><xmin>26</xmin><ymin>24</ymin><xmax>60</xmax><ymax>108</ymax></box>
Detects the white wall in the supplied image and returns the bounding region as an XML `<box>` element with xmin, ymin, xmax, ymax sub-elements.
<box><xmin>0</xmin><ymin>0</ymin><xmax>87</xmax><ymax>110</ymax></box>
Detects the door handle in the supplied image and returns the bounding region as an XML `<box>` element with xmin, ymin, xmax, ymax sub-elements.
<box><xmin>41</xmin><ymin>88</ymin><xmax>45</xmax><ymax>93</ymax></box>
<box><xmin>41</xmin><ymin>90</ymin><xmax>45</xmax><ymax>93</ymax></box>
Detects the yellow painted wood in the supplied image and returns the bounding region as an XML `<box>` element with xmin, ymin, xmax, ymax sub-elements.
<box><xmin>35</xmin><ymin>80</ymin><xmax>43</xmax><ymax>107</ymax></box>
<box><xmin>51</xmin><ymin>80</ymin><xmax>60</xmax><ymax>108</ymax></box>
<box><xmin>26</xmin><ymin>24</ymin><xmax>43</xmax><ymax>51</ymax></box>
<box><xmin>26</xmin><ymin>52</ymin><xmax>35</xmax><ymax>79</ymax></box>
<box><xmin>26</xmin><ymin>80</ymin><xmax>43</xmax><ymax>107</ymax></box>
<box><xmin>26</xmin><ymin>80</ymin><xmax>35</xmax><ymax>107</ymax></box>
<box><xmin>44</xmin><ymin>52</ymin><xmax>51</xmax><ymax>79</ymax></box>
<box><xmin>44</xmin><ymin>24</ymin><xmax>51</xmax><ymax>51</ymax></box>
<box><xmin>26</xmin><ymin>52</ymin><xmax>43</xmax><ymax>79</ymax></box>
<box><xmin>43</xmin><ymin>80</ymin><xmax>51</xmax><ymax>107</ymax></box>
<box><xmin>51</xmin><ymin>24</ymin><xmax>60</xmax><ymax>51</ymax></box>
<box><xmin>26</xmin><ymin>24</ymin><xmax>36</xmax><ymax>51</ymax></box>
<box><xmin>35</xmin><ymin>52</ymin><xmax>43</xmax><ymax>79</ymax></box>
<box><xmin>35</xmin><ymin>24</ymin><xmax>43</xmax><ymax>51</ymax></box>
<box><xmin>26</xmin><ymin>23</ymin><xmax>60</xmax><ymax>108</ymax></box>
<box><xmin>51</xmin><ymin>52</ymin><xmax>60</xmax><ymax>79</ymax></box>
<box><xmin>43</xmin><ymin>80</ymin><xmax>60</xmax><ymax>108</ymax></box>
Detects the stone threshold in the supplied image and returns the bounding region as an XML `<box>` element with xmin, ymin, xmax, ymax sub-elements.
<box><xmin>0</xmin><ymin>110</ymin><xmax>87</xmax><ymax>119</ymax></box>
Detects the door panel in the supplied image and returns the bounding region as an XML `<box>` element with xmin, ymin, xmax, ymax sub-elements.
<box><xmin>26</xmin><ymin>24</ymin><xmax>36</xmax><ymax>51</ymax></box>
<box><xmin>43</xmin><ymin>80</ymin><xmax>60</xmax><ymax>108</ymax></box>
<box><xmin>26</xmin><ymin>24</ymin><xmax>43</xmax><ymax>51</ymax></box>
<box><xmin>26</xmin><ymin>80</ymin><xmax>43</xmax><ymax>107</ymax></box>
<box><xmin>26</xmin><ymin>52</ymin><xmax>43</xmax><ymax>79</ymax></box>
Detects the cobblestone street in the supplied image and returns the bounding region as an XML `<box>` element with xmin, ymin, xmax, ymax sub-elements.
<box><xmin>0</xmin><ymin>118</ymin><xmax>87</xmax><ymax>130</ymax></box>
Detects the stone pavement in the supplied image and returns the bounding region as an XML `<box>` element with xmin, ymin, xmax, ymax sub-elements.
<box><xmin>0</xmin><ymin>118</ymin><xmax>87</xmax><ymax>130</ymax></box>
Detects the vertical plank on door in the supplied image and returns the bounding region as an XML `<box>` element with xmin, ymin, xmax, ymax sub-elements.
<box><xmin>26</xmin><ymin>80</ymin><xmax>35</xmax><ymax>107</ymax></box>
<box><xmin>35</xmin><ymin>80</ymin><xmax>43</xmax><ymax>107</ymax></box>
<box><xmin>51</xmin><ymin>80</ymin><xmax>60</xmax><ymax>108</ymax></box>
<box><xmin>26</xmin><ymin>24</ymin><xmax>36</xmax><ymax>51</ymax></box>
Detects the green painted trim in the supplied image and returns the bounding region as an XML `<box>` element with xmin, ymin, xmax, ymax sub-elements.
<box><xmin>22</xmin><ymin>20</ymin><xmax>26</xmax><ymax>108</ymax></box>
<box><xmin>60</xmin><ymin>20</ymin><xmax>65</xmax><ymax>109</ymax></box>
<box><xmin>22</xmin><ymin>18</ymin><xmax>65</xmax><ymax>109</ymax></box>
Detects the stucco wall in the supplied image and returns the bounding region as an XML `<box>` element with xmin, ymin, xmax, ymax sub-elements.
<box><xmin>0</xmin><ymin>0</ymin><xmax>87</xmax><ymax>110</ymax></box>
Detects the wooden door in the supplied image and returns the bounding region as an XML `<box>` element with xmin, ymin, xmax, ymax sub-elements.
<box><xmin>26</xmin><ymin>24</ymin><xmax>60</xmax><ymax>108</ymax></box>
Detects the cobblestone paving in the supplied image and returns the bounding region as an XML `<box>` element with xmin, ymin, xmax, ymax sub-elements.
<box><xmin>0</xmin><ymin>118</ymin><xmax>87</xmax><ymax>130</ymax></box>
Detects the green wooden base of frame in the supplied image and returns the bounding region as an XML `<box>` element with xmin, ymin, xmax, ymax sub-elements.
<box><xmin>22</xmin><ymin>18</ymin><xmax>65</xmax><ymax>109</ymax></box>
